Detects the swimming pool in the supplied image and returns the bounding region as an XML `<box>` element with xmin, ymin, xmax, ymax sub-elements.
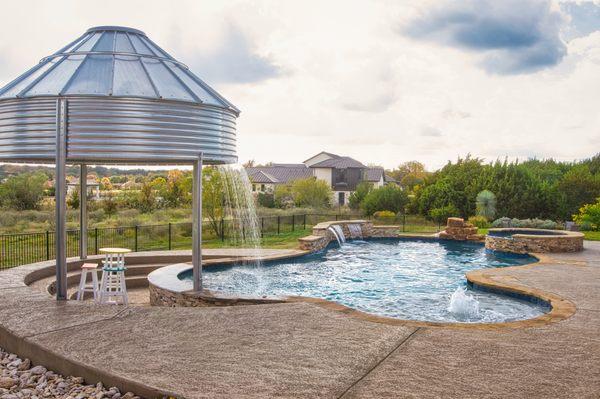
<box><xmin>179</xmin><ymin>238</ymin><xmax>548</xmax><ymax>323</ymax></box>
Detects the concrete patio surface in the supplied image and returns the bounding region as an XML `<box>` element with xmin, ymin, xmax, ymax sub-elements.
<box><xmin>0</xmin><ymin>244</ymin><xmax>599</xmax><ymax>398</ymax></box>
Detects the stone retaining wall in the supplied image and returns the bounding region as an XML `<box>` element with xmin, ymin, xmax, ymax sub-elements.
<box><xmin>149</xmin><ymin>284</ymin><xmax>284</xmax><ymax>307</ymax></box>
<box><xmin>485</xmin><ymin>230</ymin><xmax>584</xmax><ymax>254</ymax></box>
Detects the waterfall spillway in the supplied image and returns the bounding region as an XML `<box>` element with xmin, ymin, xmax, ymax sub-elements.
<box><xmin>328</xmin><ymin>225</ymin><xmax>346</xmax><ymax>246</ymax></box>
<box><xmin>347</xmin><ymin>224</ymin><xmax>363</xmax><ymax>239</ymax></box>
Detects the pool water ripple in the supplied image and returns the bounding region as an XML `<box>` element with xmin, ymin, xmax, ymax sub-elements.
<box><xmin>180</xmin><ymin>238</ymin><xmax>548</xmax><ymax>323</ymax></box>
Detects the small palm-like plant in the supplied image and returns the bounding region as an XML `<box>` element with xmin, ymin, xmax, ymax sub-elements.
<box><xmin>476</xmin><ymin>190</ymin><xmax>497</xmax><ymax>221</ymax></box>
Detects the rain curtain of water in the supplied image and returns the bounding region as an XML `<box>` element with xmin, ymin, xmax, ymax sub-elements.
<box><xmin>216</xmin><ymin>164</ymin><xmax>262</xmax><ymax>265</ymax></box>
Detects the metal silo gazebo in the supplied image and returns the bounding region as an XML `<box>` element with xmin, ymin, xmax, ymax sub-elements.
<box><xmin>0</xmin><ymin>26</ymin><xmax>240</xmax><ymax>299</ymax></box>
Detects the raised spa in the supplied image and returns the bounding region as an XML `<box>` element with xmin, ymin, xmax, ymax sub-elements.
<box><xmin>178</xmin><ymin>238</ymin><xmax>548</xmax><ymax>323</ymax></box>
<box><xmin>485</xmin><ymin>228</ymin><xmax>584</xmax><ymax>254</ymax></box>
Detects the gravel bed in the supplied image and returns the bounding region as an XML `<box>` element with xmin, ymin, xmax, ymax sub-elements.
<box><xmin>0</xmin><ymin>347</ymin><xmax>140</xmax><ymax>399</ymax></box>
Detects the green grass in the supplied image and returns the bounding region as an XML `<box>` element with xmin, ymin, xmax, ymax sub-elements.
<box><xmin>583</xmin><ymin>231</ymin><xmax>600</xmax><ymax>241</ymax></box>
<box><xmin>201</xmin><ymin>229</ymin><xmax>313</xmax><ymax>250</ymax></box>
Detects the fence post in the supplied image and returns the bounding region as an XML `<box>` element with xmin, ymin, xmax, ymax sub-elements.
<box><xmin>277</xmin><ymin>216</ymin><xmax>280</xmax><ymax>235</ymax></box>
<box><xmin>46</xmin><ymin>231</ymin><xmax>50</xmax><ymax>260</ymax></box>
<box><xmin>261</xmin><ymin>217</ymin><xmax>264</xmax><ymax>238</ymax></box>
<box><xmin>303</xmin><ymin>214</ymin><xmax>306</xmax><ymax>230</ymax></box>
<box><xmin>168</xmin><ymin>223</ymin><xmax>172</xmax><ymax>250</ymax></box>
<box><xmin>292</xmin><ymin>215</ymin><xmax>295</xmax><ymax>232</ymax></box>
<box><xmin>94</xmin><ymin>228</ymin><xmax>98</xmax><ymax>255</ymax></box>
<box><xmin>220</xmin><ymin>218</ymin><xmax>225</xmax><ymax>242</ymax></box>
<box><xmin>403</xmin><ymin>214</ymin><xmax>406</xmax><ymax>232</ymax></box>
<box><xmin>335</xmin><ymin>214</ymin><xmax>339</xmax><ymax>221</ymax></box>
<box><xmin>134</xmin><ymin>225</ymin><xmax>138</xmax><ymax>252</ymax></box>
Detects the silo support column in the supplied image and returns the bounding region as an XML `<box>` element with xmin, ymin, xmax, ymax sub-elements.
<box><xmin>192</xmin><ymin>153</ymin><xmax>203</xmax><ymax>292</ymax></box>
<box><xmin>55</xmin><ymin>99</ymin><xmax>68</xmax><ymax>300</ymax></box>
<box><xmin>79</xmin><ymin>163</ymin><xmax>87</xmax><ymax>259</ymax></box>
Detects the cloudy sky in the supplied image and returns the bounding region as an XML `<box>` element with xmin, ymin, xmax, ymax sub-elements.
<box><xmin>0</xmin><ymin>0</ymin><xmax>598</xmax><ymax>169</ymax></box>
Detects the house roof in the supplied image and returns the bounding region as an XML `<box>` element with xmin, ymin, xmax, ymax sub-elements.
<box><xmin>310</xmin><ymin>156</ymin><xmax>366</xmax><ymax>169</ymax></box>
<box><xmin>302</xmin><ymin>151</ymin><xmax>340</xmax><ymax>164</ymax></box>
<box><xmin>384</xmin><ymin>174</ymin><xmax>397</xmax><ymax>183</ymax></box>
<box><xmin>365</xmin><ymin>168</ymin><xmax>384</xmax><ymax>182</ymax></box>
<box><xmin>246</xmin><ymin>166</ymin><xmax>312</xmax><ymax>184</ymax></box>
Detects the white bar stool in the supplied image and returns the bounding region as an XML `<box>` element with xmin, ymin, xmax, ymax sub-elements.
<box><xmin>76</xmin><ymin>263</ymin><xmax>100</xmax><ymax>301</ymax></box>
<box><xmin>98</xmin><ymin>248</ymin><xmax>131</xmax><ymax>305</ymax></box>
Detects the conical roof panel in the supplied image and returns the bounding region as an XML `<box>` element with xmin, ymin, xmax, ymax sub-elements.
<box><xmin>0</xmin><ymin>26</ymin><xmax>239</xmax><ymax>114</ymax></box>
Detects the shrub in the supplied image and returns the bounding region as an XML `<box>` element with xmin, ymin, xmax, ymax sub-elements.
<box><xmin>362</xmin><ymin>185</ymin><xmax>409</xmax><ymax>216</ymax></box>
<box><xmin>0</xmin><ymin>172</ymin><xmax>47</xmax><ymax>210</ymax></box>
<box><xmin>290</xmin><ymin>178</ymin><xmax>332</xmax><ymax>208</ymax></box>
<box><xmin>475</xmin><ymin>190</ymin><xmax>496</xmax><ymax>220</ymax></box>
<box><xmin>274</xmin><ymin>185</ymin><xmax>295</xmax><ymax>209</ymax></box>
<box><xmin>491</xmin><ymin>217</ymin><xmax>559</xmax><ymax>229</ymax></box>
<box><xmin>573</xmin><ymin>198</ymin><xmax>600</xmax><ymax>231</ymax></box>
<box><xmin>257</xmin><ymin>192</ymin><xmax>275</xmax><ymax>208</ymax></box>
<box><xmin>348</xmin><ymin>182</ymin><xmax>372</xmax><ymax>210</ymax></box>
<box><xmin>373</xmin><ymin>210</ymin><xmax>396</xmax><ymax>219</ymax></box>
<box><xmin>468</xmin><ymin>215</ymin><xmax>489</xmax><ymax>228</ymax></box>
<box><xmin>429</xmin><ymin>205</ymin><xmax>459</xmax><ymax>226</ymax></box>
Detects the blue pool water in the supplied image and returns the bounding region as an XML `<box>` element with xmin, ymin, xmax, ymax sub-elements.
<box><xmin>487</xmin><ymin>229</ymin><xmax>565</xmax><ymax>238</ymax></box>
<box><xmin>180</xmin><ymin>238</ymin><xmax>548</xmax><ymax>323</ymax></box>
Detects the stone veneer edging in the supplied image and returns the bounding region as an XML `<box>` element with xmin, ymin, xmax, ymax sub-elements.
<box><xmin>485</xmin><ymin>228</ymin><xmax>584</xmax><ymax>254</ymax></box>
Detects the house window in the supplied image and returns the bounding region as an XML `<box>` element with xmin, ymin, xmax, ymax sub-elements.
<box><xmin>338</xmin><ymin>192</ymin><xmax>345</xmax><ymax>206</ymax></box>
<box><xmin>252</xmin><ymin>184</ymin><xmax>256</xmax><ymax>192</ymax></box>
<box><xmin>261</xmin><ymin>184</ymin><xmax>266</xmax><ymax>192</ymax></box>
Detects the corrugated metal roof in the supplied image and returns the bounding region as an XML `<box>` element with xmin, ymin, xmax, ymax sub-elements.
<box><xmin>310</xmin><ymin>156</ymin><xmax>366</xmax><ymax>169</ymax></box>
<box><xmin>0</xmin><ymin>26</ymin><xmax>239</xmax><ymax>115</ymax></box>
<box><xmin>246</xmin><ymin>166</ymin><xmax>313</xmax><ymax>184</ymax></box>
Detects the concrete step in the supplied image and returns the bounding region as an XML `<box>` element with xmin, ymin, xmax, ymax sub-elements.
<box><xmin>68</xmin><ymin>275</ymin><xmax>149</xmax><ymax>300</ymax></box>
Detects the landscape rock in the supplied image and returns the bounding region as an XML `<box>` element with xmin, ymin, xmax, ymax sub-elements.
<box><xmin>0</xmin><ymin>377</ymin><xmax>17</xmax><ymax>389</ymax></box>
<box><xmin>0</xmin><ymin>347</ymin><xmax>140</xmax><ymax>399</ymax></box>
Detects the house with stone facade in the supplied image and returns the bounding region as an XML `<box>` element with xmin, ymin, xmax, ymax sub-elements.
<box><xmin>246</xmin><ymin>151</ymin><xmax>396</xmax><ymax>205</ymax></box>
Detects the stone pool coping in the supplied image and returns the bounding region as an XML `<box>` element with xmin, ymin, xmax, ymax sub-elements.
<box><xmin>148</xmin><ymin>235</ymin><xmax>576</xmax><ymax>330</ymax></box>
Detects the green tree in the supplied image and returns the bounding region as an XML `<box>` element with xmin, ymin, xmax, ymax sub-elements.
<box><xmin>290</xmin><ymin>178</ymin><xmax>332</xmax><ymax>208</ymax></box>
<box><xmin>348</xmin><ymin>182</ymin><xmax>372</xmax><ymax>210</ymax></box>
<box><xmin>101</xmin><ymin>192</ymin><xmax>117</xmax><ymax>215</ymax></box>
<box><xmin>557</xmin><ymin>166</ymin><xmax>600</xmax><ymax>219</ymax></box>
<box><xmin>67</xmin><ymin>187</ymin><xmax>80</xmax><ymax>210</ymax></box>
<box><xmin>573</xmin><ymin>198</ymin><xmax>600</xmax><ymax>231</ymax></box>
<box><xmin>429</xmin><ymin>205</ymin><xmax>459</xmax><ymax>227</ymax></box>
<box><xmin>0</xmin><ymin>172</ymin><xmax>47</xmax><ymax>210</ymax></box>
<box><xmin>202</xmin><ymin>167</ymin><xmax>225</xmax><ymax>237</ymax></box>
<box><xmin>361</xmin><ymin>184</ymin><xmax>409</xmax><ymax>216</ymax></box>
<box><xmin>389</xmin><ymin>161</ymin><xmax>429</xmax><ymax>191</ymax></box>
<box><xmin>136</xmin><ymin>181</ymin><xmax>156</xmax><ymax>213</ymax></box>
<box><xmin>476</xmin><ymin>190</ymin><xmax>496</xmax><ymax>220</ymax></box>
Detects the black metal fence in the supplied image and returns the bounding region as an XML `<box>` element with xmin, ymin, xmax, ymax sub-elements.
<box><xmin>0</xmin><ymin>213</ymin><xmax>439</xmax><ymax>269</ymax></box>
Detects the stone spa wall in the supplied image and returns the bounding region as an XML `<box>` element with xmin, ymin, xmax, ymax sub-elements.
<box><xmin>485</xmin><ymin>229</ymin><xmax>584</xmax><ymax>254</ymax></box>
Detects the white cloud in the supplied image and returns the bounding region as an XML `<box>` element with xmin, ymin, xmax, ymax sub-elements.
<box><xmin>0</xmin><ymin>0</ymin><xmax>597</xmax><ymax>170</ymax></box>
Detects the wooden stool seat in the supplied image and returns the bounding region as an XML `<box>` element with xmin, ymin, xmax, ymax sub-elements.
<box><xmin>76</xmin><ymin>263</ymin><xmax>100</xmax><ymax>301</ymax></box>
<box><xmin>97</xmin><ymin>249</ymin><xmax>130</xmax><ymax>305</ymax></box>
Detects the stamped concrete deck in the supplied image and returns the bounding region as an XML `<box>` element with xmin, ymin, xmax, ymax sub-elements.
<box><xmin>0</xmin><ymin>244</ymin><xmax>599</xmax><ymax>398</ymax></box>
